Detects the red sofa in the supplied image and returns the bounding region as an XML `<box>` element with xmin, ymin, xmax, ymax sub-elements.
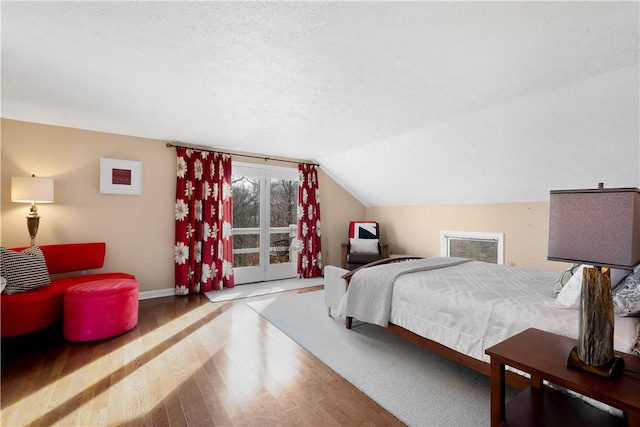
<box><xmin>1</xmin><ymin>242</ymin><xmax>135</xmax><ymax>338</ymax></box>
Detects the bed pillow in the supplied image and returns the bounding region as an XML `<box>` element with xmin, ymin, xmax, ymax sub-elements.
<box><xmin>0</xmin><ymin>246</ymin><xmax>51</xmax><ymax>294</ymax></box>
<box><xmin>555</xmin><ymin>265</ymin><xmax>585</xmax><ymax>309</ymax></box>
<box><xmin>612</xmin><ymin>264</ymin><xmax>640</xmax><ymax>317</ymax></box>
<box><xmin>349</xmin><ymin>238</ymin><xmax>379</xmax><ymax>254</ymax></box>
<box><xmin>555</xmin><ymin>265</ymin><xmax>630</xmax><ymax>310</ymax></box>
<box><xmin>552</xmin><ymin>263</ymin><xmax>580</xmax><ymax>297</ymax></box>
<box><xmin>632</xmin><ymin>323</ymin><xmax>640</xmax><ymax>357</ymax></box>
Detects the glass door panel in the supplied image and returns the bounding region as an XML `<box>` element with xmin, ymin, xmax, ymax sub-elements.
<box><xmin>232</xmin><ymin>164</ymin><xmax>299</xmax><ymax>284</ymax></box>
<box><xmin>265</xmin><ymin>174</ymin><xmax>298</xmax><ymax>281</ymax></box>
<box><xmin>232</xmin><ymin>167</ymin><xmax>263</xmax><ymax>284</ymax></box>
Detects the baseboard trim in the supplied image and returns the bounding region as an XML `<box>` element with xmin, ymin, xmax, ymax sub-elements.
<box><xmin>139</xmin><ymin>288</ymin><xmax>174</xmax><ymax>300</ymax></box>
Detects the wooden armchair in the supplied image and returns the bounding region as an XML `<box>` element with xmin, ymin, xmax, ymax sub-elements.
<box><xmin>340</xmin><ymin>221</ymin><xmax>388</xmax><ymax>270</ymax></box>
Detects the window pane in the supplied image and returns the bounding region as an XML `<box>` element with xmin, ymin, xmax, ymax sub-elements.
<box><xmin>232</xmin><ymin>175</ymin><xmax>260</xmax><ymax>267</ymax></box>
<box><xmin>269</xmin><ymin>177</ymin><xmax>298</xmax><ymax>264</ymax></box>
<box><xmin>449</xmin><ymin>239</ymin><xmax>498</xmax><ymax>264</ymax></box>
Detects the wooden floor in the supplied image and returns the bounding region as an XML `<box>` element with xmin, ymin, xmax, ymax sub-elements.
<box><xmin>1</xmin><ymin>286</ymin><xmax>403</xmax><ymax>426</ymax></box>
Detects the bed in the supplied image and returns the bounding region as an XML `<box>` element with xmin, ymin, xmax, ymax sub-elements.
<box><xmin>336</xmin><ymin>257</ymin><xmax>640</xmax><ymax>390</ymax></box>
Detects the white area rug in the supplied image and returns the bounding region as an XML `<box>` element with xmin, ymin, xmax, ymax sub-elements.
<box><xmin>204</xmin><ymin>277</ymin><xmax>323</xmax><ymax>303</ymax></box>
<box><xmin>248</xmin><ymin>290</ymin><xmax>517</xmax><ymax>427</ymax></box>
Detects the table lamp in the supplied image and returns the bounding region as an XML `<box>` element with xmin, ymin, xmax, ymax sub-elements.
<box><xmin>548</xmin><ymin>183</ymin><xmax>640</xmax><ymax>379</ymax></box>
<box><xmin>11</xmin><ymin>174</ymin><xmax>54</xmax><ymax>246</ymax></box>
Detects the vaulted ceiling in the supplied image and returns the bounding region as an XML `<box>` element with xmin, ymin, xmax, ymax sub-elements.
<box><xmin>2</xmin><ymin>2</ymin><xmax>639</xmax><ymax>206</ymax></box>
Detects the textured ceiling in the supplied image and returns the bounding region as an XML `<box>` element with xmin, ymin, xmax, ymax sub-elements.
<box><xmin>2</xmin><ymin>2</ymin><xmax>639</xmax><ymax>206</ymax></box>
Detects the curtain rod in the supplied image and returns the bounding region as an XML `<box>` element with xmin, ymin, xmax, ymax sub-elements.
<box><xmin>165</xmin><ymin>142</ymin><xmax>318</xmax><ymax>166</ymax></box>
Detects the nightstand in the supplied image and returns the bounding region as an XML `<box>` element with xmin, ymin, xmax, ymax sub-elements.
<box><xmin>485</xmin><ymin>328</ymin><xmax>640</xmax><ymax>427</ymax></box>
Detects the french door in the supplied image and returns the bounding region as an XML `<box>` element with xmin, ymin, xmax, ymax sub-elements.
<box><xmin>232</xmin><ymin>163</ymin><xmax>299</xmax><ymax>284</ymax></box>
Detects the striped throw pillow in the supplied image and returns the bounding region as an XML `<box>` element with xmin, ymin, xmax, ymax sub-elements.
<box><xmin>0</xmin><ymin>246</ymin><xmax>51</xmax><ymax>294</ymax></box>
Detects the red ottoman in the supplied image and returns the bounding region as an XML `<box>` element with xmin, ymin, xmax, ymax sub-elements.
<box><xmin>63</xmin><ymin>278</ymin><xmax>139</xmax><ymax>342</ymax></box>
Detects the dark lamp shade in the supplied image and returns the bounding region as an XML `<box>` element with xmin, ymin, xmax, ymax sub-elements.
<box><xmin>548</xmin><ymin>187</ymin><xmax>640</xmax><ymax>269</ymax></box>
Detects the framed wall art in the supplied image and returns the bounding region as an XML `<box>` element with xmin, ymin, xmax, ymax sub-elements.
<box><xmin>100</xmin><ymin>158</ymin><xmax>143</xmax><ymax>195</ymax></box>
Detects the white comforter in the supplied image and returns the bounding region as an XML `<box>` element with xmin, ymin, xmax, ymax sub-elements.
<box><xmin>338</xmin><ymin>258</ymin><xmax>640</xmax><ymax>364</ymax></box>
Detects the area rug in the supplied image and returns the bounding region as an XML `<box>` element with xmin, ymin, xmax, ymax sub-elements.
<box><xmin>247</xmin><ymin>290</ymin><xmax>517</xmax><ymax>426</ymax></box>
<box><xmin>205</xmin><ymin>277</ymin><xmax>323</xmax><ymax>303</ymax></box>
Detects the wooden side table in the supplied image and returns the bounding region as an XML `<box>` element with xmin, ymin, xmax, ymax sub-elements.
<box><xmin>485</xmin><ymin>328</ymin><xmax>640</xmax><ymax>427</ymax></box>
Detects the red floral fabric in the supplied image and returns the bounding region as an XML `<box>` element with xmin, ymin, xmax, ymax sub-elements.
<box><xmin>297</xmin><ymin>164</ymin><xmax>322</xmax><ymax>278</ymax></box>
<box><xmin>174</xmin><ymin>148</ymin><xmax>234</xmax><ymax>294</ymax></box>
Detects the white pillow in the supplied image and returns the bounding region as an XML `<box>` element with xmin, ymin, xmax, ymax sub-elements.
<box><xmin>552</xmin><ymin>263</ymin><xmax>580</xmax><ymax>297</ymax></box>
<box><xmin>349</xmin><ymin>238</ymin><xmax>379</xmax><ymax>254</ymax></box>
<box><xmin>555</xmin><ymin>265</ymin><xmax>628</xmax><ymax>309</ymax></box>
<box><xmin>555</xmin><ymin>265</ymin><xmax>585</xmax><ymax>309</ymax></box>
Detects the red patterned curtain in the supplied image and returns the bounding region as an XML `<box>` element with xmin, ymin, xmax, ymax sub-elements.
<box><xmin>174</xmin><ymin>148</ymin><xmax>234</xmax><ymax>294</ymax></box>
<box><xmin>297</xmin><ymin>164</ymin><xmax>322</xmax><ymax>278</ymax></box>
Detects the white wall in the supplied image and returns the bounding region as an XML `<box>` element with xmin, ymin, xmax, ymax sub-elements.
<box><xmin>320</xmin><ymin>65</ymin><xmax>640</xmax><ymax>207</ymax></box>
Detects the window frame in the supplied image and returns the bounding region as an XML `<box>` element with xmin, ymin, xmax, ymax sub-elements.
<box><xmin>439</xmin><ymin>230</ymin><xmax>505</xmax><ymax>264</ymax></box>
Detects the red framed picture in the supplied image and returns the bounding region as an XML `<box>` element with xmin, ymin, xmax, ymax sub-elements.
<box><xmin>100</xmin><ymin>158</ymin><xmax>142</xmax><ymax>195</ymax></box>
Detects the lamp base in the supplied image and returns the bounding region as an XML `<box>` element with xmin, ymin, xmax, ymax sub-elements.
<box><xmin>26</xmin><ymin>215</ymin><xmax>40</xmax><ymax>247</ymax></box>
<box><xmin>567</xmin><ymin>346</ymin><xmax>625</xmax><ymax>379</ymax></box>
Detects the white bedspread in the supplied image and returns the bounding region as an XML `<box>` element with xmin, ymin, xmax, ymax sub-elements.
<box><xmin>389</xmin><ymin>260</ymin><xmax>639</xmax><ymax>363</ymax></box>
<box><xmin>339</xmin><ymin>258</ymin><xmax>639</xmax><ymax>364</ymax></box>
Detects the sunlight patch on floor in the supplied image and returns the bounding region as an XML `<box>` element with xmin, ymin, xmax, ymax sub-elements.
<box><xmin>3</xmin><ymin>301</ymin><xmax>230</xmax><ymax>426</ymax></box>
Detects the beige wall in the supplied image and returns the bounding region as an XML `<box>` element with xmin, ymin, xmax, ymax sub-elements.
<box><xmin>318</xmin><ymin>170</ymin><xmax>366</xmax><ymax>267</ymax></box>
<box><xmin>1</xmin><ymin>120</ymin><xmax>176</xmax><ymax>293</ymax></box>
<box><xmin>1</xmin><ymin>119</ymin><xmax>563</xmax><ymax>298</ymax></box>
<box><xmin>0</xmin><ymin>119</ymin><xmax>366</xmax><ymax>294</ymax></box>
<box><xmin>368</xmin><ymin>203</ymin><xmax>564</xmax><ymax>272</ymax></box>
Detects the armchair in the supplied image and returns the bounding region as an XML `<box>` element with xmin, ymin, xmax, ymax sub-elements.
<box><xmin>340</xmin><ymin>221</ymin><xmax>389</xmax><ymax>270</ymax></box>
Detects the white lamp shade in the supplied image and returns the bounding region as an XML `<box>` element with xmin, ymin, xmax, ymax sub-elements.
<box><xmin>11</xmin><ymin>177</ymin><xmax>54</xmax><ymax>203</ymax></box>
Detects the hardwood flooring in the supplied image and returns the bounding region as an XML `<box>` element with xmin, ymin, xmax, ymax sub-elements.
<box><xmin>1</xmin><ymin>286</ymin><xmax>403</xmax><ymax>426</ymax></box>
